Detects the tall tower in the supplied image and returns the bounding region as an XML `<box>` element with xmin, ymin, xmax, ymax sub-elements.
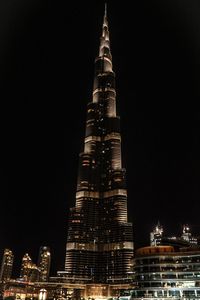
<box><xmin>0</xmin><ymin>249</ymin><xmax>14</xmax><ymax>282</ymax></box>
<box><xmin>64</xmin><ymin>5</ymin><xmax>134</xmax><ymax>284</ymax></box>
<box><xmin>38</xmin><ymin>246</ymin><xmax>51</xmax><ymax>282</ymax></box>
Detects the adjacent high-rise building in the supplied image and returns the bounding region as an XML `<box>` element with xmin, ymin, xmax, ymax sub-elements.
<box><xmin>0</xmin><ymin>249</ymin><xmax>14</xmax><ymax>282</ymax></box>
<box><xmin>181</xmin><ymin>224</ymin><xmax>198</xmax><ymax>245</ymax></box>
<box><xmin>20</xmin><ymin>253</ymin><xmax>40</xmax><ymax>282</ymax></box>
<box><xmin>150</xmin><ymin>222</ymin><xmax>163</xmax><ymax>246</ymax></box>
<box><xmin>63</xmin><ymin>5</ymin><xmax>134</xmax><ymax>284</ymax></box>
<box><xmin>150</xmin><ymin>223</ymin><xmax>198</xmax><ymax>248</ymax></box>
<box><xmin>38</xmin><ymin>246</ymin><xmax>51</xmax><ymax>282</ymax></box>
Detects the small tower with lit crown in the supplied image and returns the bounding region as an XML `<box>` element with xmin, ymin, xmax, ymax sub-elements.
<box><xmin>150</xmin><ymin>222</ymin><xmax>163</xmax><ymax>246</ymax></box>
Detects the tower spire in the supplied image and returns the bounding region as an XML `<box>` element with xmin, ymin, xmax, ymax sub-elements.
<box><xmin>104</xmin><ymin>3</ymin><xmax>107</xmax><ymax>19</ymax></box>
<box><xmin>99</xmin><ymin>3</ymin><xmax>111</xmax><ymax>59</ymax></box>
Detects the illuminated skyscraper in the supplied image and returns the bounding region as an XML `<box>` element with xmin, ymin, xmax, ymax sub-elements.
<box><xmin>150</xmin><ymin>222</ymin><xmax>163</xmax><ymax>246</ymax></box>
<box><xmin>150</xmin><ymin>223</ymin><xmax>198</xmax><ymax>248</ymax></box>
<box><xmin>0</xmin><ymin>249</ymin><xmax>14</xmax><ymax>282</ymax></box>
<box><xmin>181</xmin><ymin>224</ymin><xmax>198</xmax><ymax>245</ymax></box>
<box><xmin>63</xmin><ymin>5</ymin><xmax>134</xmax><ymax>284</ymax></box>
<box><xmin>20</xmin><ymin>253</ymin><xmax>39</xmax><ymax>282</ymax></box>
<box><xmin>38</xmin><ymin>246</ymin><xmax>51</xmax><ymax>282</ymax></box>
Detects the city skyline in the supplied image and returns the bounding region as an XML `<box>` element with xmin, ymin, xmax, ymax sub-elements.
<box><xmin>0</xmin><ymin>1</ymin><xmax>200</xmax><ymax>278</ymax></box>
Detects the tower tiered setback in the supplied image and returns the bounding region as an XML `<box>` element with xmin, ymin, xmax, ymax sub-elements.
<box><xmin>64</xmin><ymin>5</ymin><xmax>134</xmax><ymax>284</ymax></box>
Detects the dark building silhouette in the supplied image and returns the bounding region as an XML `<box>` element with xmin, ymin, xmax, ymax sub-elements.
<box><xmin>62</xmin><ymin>5</ymin><xmax>134</xmax><ymax>284</ymax></box>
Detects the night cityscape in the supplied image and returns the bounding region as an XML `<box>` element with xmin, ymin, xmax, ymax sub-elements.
<box><xmin>0</xmin><ymin>1</ymin><xmax>200</xmax><ymax>300</ymax></box>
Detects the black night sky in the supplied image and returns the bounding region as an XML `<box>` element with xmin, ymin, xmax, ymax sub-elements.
<box><xmin>0</xmin><ymin>0</ymin><xmax>200</xmax><ymax>277</ymax></box>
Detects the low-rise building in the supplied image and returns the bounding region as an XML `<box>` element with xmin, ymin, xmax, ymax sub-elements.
<box><xmin>132</xmin><ymin>245</ymin><xmax>200</xmax><ymax>299</ymax></box>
